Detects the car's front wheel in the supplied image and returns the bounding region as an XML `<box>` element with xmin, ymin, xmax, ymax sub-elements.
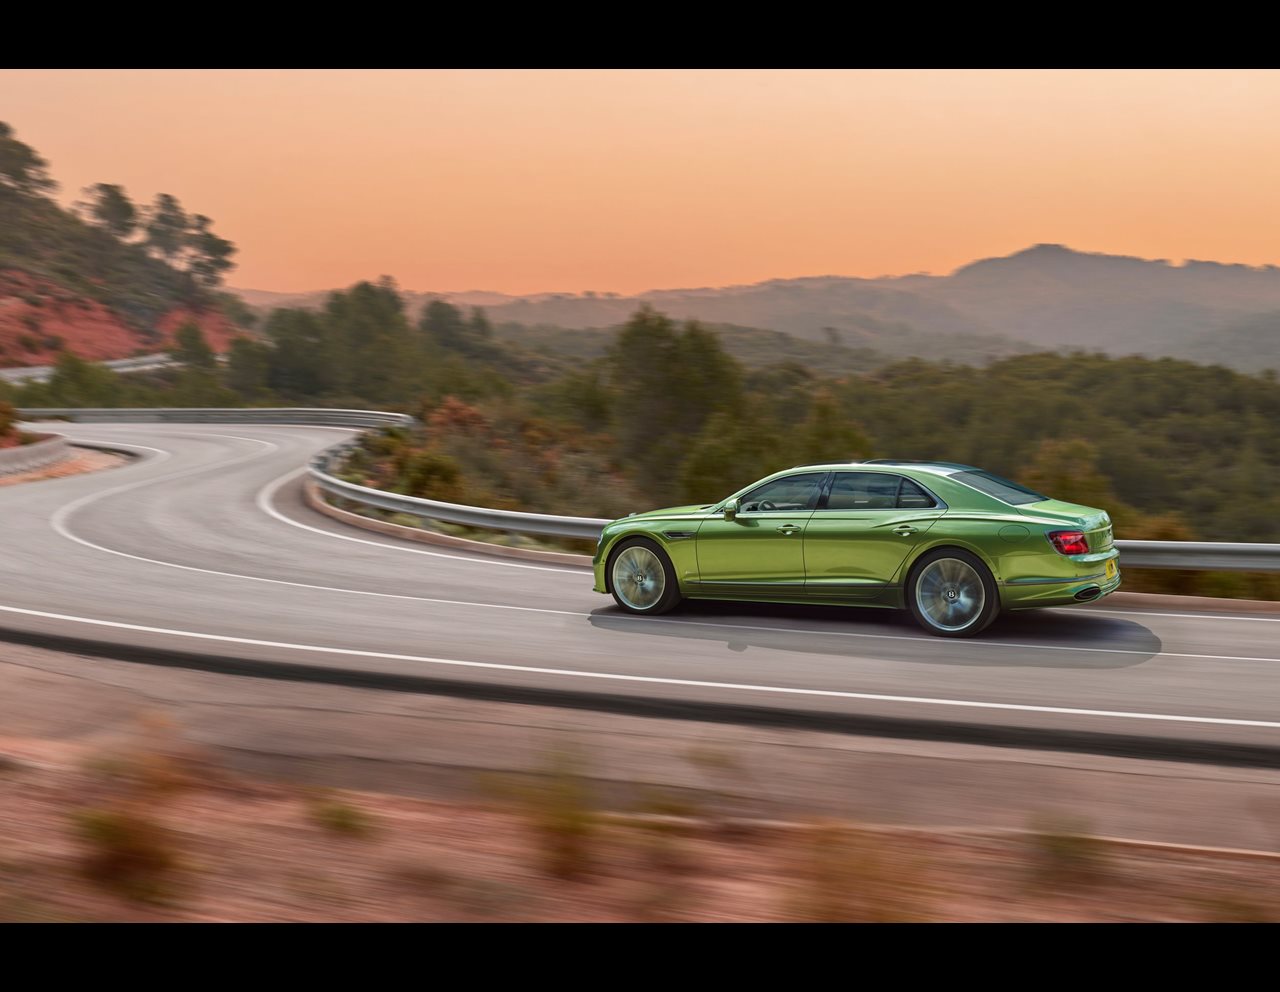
<box><xmin>607</xmin><ymin>538</ymin><xmax>681</xmax><ymax>615</ymax></box>
<box><xmin>906</xmin><ymin>549</ymin><xmax>999</xmax><ymax>637</ymax></box>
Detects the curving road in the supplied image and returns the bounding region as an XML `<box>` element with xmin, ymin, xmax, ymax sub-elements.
<box><xmin>2</xmin><ymin>423</ymin><xmax>1278</xmax><ymax>763</ymax></box>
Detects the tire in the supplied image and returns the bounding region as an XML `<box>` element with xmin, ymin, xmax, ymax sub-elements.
<box><xmin>607</xmin><ymin>538</ymin><xmax>682</xmax><ymax>615</ymax></box>
<box><xmin>905</xmin><ymin>548</ymin><xmax>999</xmax><ymax>637</ymax></box>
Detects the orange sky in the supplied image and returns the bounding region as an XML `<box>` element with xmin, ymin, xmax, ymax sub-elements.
<box><xmin>3</xmin><ymin>69</ymin><xmax>1280</xmax><ymax>294</ymax></box>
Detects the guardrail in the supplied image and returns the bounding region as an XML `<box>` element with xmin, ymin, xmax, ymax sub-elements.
<box><xmin>21</xmin><ymin>407</ymin><xmax>414</xmax><ymax>429</ymax></box>
<box><xmin>310</xmin><ymin>442</ymin><xmax>608</xmax><ymax>540</ymax></box>
<box><xmin>0</xmin><ymin>353</ymin><xmax>176</xmax><ymax>386</ymax></box>
<box><xmin>16</xmin><ymin>407</ymin><xmax>1280</xmax><ymax>569</ymax></box>
<box><xmin>0</xmin><ymin>434</ymin><xmax>68</xmax><ymax>476</ymax></box>
<box><xmin>1111</xmin><ymin>541</ymin><xmax>1280</xmax><ymax>572</ymax></box>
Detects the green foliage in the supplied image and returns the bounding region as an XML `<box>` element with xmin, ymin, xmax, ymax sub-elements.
<box><xmin>185</xmin><ymin>214</ymin><xmax>237</xmax><ymax>288</ymax></box>
<box><xmin>82</xmin><ymin>183</ymin><xmax>137</xmax><ymax>239</ymax></box>
<box><xmin>607</xmin><ymin>308</ymin><xmax>742</xmax><ymax>503</ymax></box>
<box><xmin>0</xmin><ymin>122</ymin><xmax>55</xmax><ymax>196</ymax></box>
<box><xmin>217</xmin><ymin>291</ymin><xmax>258</xmax><ymax>330</ymax></box>
<box><xmin>307</xmin><ymin>792</ymin><xmax>375</xmax><ymax>838</ymax></box>
<box><xmin>0</xmin><ymin>399</ymin><xmax>14</xmax><ymax>439</ymax></box>
<box><xmin>144</xmin><ymin>193</ymin><xmax>188</xmax><ymax>262</ymax></box>
<box><xmin>74</xmin><ymin>804</ymin><xmax>182</xmax><ymax>903</ymax></box>
<box><xmin>1026</xmin><ymin>814</ymin><xmax>1110</xmax><ymax>890</ymax></box>
<box><xmin>172</xmin><ymin>321</ymin><xmax>216</xmax><ymax>371</ymax></box>
<box><xmin>395</xmin><ymin>449</ymin><xmax>464</xmax><ymax>501</ymax></box>
<box><xmin>843</xmin><ymin>352</ymin><xmax>1280</xmax><ymax>543</ymax></box>
<box><xmin>680</xmin><ymin>411</ymin><xmax>786</xmax><ymax>504</ymax></box>
<box><xmin>225</xmin><ymin>337</ymin><xmax>271</xmax><ymax>398</ymax></box>
<box><xmin>0</xmin><ymin>126</ymin><xmax>235</xmax><ymax>332</ymax></box>
<box><xmin>794</xmin><ymin>389</ymin><xmax>872</xmax><ymax>465</ymax></box>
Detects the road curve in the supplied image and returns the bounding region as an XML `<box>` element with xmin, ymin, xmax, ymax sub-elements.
<box><xmin>2</xmin><ymin>423</ymin><xmax>1278</xmax><ymax>763</ymax></box>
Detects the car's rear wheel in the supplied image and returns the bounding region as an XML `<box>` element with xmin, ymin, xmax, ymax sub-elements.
<box><xmin>906</xmin><ymin>549</ymin><xmax>999</xmax><ymax>637</ymax></box>
<box><xmin>607</xmin><ymin>538</ymin><xmax>681</xmax><ymax>615</ymax></box>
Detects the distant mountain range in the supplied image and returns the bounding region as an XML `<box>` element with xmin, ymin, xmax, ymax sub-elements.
<box><xmin>233</xmin><ymin>244</ymin><xmax>1280</xmax><ymax>372</ymax></box>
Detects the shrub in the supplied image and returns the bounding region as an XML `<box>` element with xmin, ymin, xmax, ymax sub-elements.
<box><xmin>73</xmin><ymin>803</ymin><xmax>181</xmax><ymax>903</ymax></box>
<box><xmin>1026</xmin><ymin>813</ymin><xmax>1110</xmax><ymax>889</ymax></box>
<box><xmin>518</xmin><ymin>751</ymin><xmax>599</xmax><ymax>881</ymax></box>
<box><xmin>307</xmin><ymin>792</ymin><xmax>375</xmax><ymax>838</ymax></box>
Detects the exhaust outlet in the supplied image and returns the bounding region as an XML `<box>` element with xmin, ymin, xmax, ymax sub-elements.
<box><xmin>1074</xmin><ymin>586</ymin><xmax>1102</xmax><ymax>602</ymax></box>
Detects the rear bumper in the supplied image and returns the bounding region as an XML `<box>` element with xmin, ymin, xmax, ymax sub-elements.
<box><xmin>1002</xmin><ymin>568</ymin><xmax>1122</xmax><ymax>609</ymax></box>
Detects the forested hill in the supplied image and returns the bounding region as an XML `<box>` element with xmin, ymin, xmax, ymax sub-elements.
<box><xmin>237</xmin><ymin>244</ymin><xmax>1280</xmax><ymax>373</ymax></box>
<box><xmin>0</xmin><ymin>122</ymin><xmax>244</xmax><ymax>369</ymax></box>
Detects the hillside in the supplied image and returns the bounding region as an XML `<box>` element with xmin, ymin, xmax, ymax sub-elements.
<box><xmin>235</xmin><ymin>244</ymin><xmax>1280</xmax><ymax>372</ymax></box>
<box><xmin>495</xmin><ymin>320</ymin><xmax>1034</xmax><ymax>373</ymax></box>
<box><xmin>0</xmin><ymin>123</ymin><xmax>240</xmax><ymax>369</ymax></box>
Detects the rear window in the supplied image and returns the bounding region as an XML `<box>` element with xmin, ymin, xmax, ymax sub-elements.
<box><xmin>953</xmin><ymin>470</ymin><xmax>1046</xmax><ymax>506</ymax></box>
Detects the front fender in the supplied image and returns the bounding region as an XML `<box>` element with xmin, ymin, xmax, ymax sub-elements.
<box><xmin>593</xmin><ymin>524</ymin><xmax>702</xmax><ymax>594</ymax></box>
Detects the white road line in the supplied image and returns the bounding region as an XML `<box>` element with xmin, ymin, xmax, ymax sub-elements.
<box><xmin>1073</xmin><ymin>608</ymin><xmax>1280</xmax><ymax>624</ymax></box>
<box><xmin>49</xmin><ymin>434</ymin><xmax>279</xmax><ymax>558</ymax></box>
<box><xmin>1</xmin><ymin>601</ymin><xmax>1277</xmax><ymax>730</ymax></box>
<box><xmin>256</xmin><ymin>467</ymin><xmax>583</xmax><ymax>574</ymax></box>
<box><xmin>37</xmin><ymin>436</ymin><xmax>1280</xmax><ymax>665</ymax></box>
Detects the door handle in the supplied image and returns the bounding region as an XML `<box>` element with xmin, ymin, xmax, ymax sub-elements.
<box><xmin>893</xmin><ymin>525</ymin><xmax>918</xmax><ymax>536</ymax></box>
<box><xmin>776</xmin><ymin>524</ymin><xmax>802</xmax><ymax>535</ymax></box>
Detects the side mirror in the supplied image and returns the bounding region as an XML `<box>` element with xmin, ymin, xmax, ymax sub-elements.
<box><xmin>723</xmin><ymin>497</ymin><xmax>739</xmax><ymax>520</ymax></box>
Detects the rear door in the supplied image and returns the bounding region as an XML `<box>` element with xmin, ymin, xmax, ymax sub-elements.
<box><xmin>803</xmin><ymin>472</ymin><xmax>945</xmax><ymax>598</ymax></box>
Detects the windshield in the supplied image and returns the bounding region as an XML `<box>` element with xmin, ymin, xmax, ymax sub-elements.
<box><xmin>952</xmin><ymin>470</ymin><xmax>1047</xmax><ymax>506</ymax></box>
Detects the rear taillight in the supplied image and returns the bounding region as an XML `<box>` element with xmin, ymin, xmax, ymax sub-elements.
<box><xmin>1048</xmin><ymin>530</ymin><xmax>1090</xmax><ymax>555</ymax></box>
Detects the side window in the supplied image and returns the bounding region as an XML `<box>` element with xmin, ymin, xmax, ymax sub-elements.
<box><xmin>897</xmin><ymin>478</ymin><xmax>937</xmax><ymax>509</ymax></box>
<box><xmin>825</xmin><ymin>472</ymin><xmax>900</xmax><ymax>510</ymax></box>
<box><xmin>738</xmin><ymin>473</ymin><xmax>826</xmax><ymax>513</ymax></box>
<box><xmin>823</xmin><ymin>473</ymin><xmax>939</xmax><ymax>510</ymax></box>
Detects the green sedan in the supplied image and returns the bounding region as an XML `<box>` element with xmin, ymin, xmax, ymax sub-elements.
<box><xmin>593</xmin><ymin>461</ymin><xmax>1120</xmax><ymax>637</ymax></box>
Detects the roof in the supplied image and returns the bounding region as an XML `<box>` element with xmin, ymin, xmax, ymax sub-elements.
<box><xmin>788</xmin><ymin>460</ymin><xmax>979</xmax><ymax>476</ymax></box>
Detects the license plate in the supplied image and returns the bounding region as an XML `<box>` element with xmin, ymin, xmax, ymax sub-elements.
<box><xmin>1105</xmin><ymin>559</ymin><xmax>1118</xmax><ymax>580</ymax></box>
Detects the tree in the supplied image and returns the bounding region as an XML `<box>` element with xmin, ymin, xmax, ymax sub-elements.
<box><xmin>607</xmin><ymin>308</ymin><xmax>684</xmax><ymax>492</ymax></box>
<box><xmin>144</xmin><ymin>193</ymin><xmax>188</xmax><ymax>261</ymax></box>
<box><xmin>39</xmin><ymin>353</ymin><xmax>122</xmax><ymax>407</ymax></box>
<box><xmin>420</xmin><ymin>299</ymin><xmax>470</xmax><ymax>350</ymax></box>
<box><xmin>186</xmin><ymin>214</ymin><xmax>237</xmax><ymax>287</ymax></box>
<box><xmin>606</xmin><ymin>309</ymin><xmax>746</xmax><ymax>501</ymax></box>
<box><xmin>469</xmin><ymin>307</ymin><xmax>494</xmax><ymax>340</ymax></box>
<box><xmin>264</xmin><ymin>308</ymin><xmax>339</xmax><ymax>397</ymax></box>
<box><xmin>680</xmin><ymin>411</ymin><xmax>787</xmax><ymax>503</ymax></box>
<box><xmin>0</xmin><ymin>122</ymin><xmax>56</xmax><ymax>196</ymax></box>
<box><xmin>82</xmin><ymin>183</ymin><xmax>138</xmax><ymax>239</ymax></box>
<box><xmin>226</xmin><ymin>337</ymin><xmax>271</xmax><ymax>398</ymax></box>
<box><xmin>324</xmin><ymin>280</ymin><xmax>418</xmax><ymax>401</ymax></box>
<box><xmin>793</xmin><ymin>390</ymin><xmax>872</xmax><ymax>465</ymax></box>
<box><xmin>172</xmin><ymin>321</ymin><xmax>216</xmax><ymax>371</ymax></box>
<box><xmin>1023</xmin><ymin>438</ymin><xmax>1120</xmax><ymax>513</ymax></box>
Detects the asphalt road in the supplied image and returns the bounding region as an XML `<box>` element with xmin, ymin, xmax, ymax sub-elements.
<box><xmin>2</xmin><ymin>423</ymin><xmax>1278</xmax><ymax>762</ymax></box>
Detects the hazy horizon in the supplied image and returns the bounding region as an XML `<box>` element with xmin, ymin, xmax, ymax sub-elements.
<box><xmin>228</xmin><ymin>242</ymin><xmax>1280</xmax><ymax>298</ymax></box>
<box><xmin>5</xmin><ymin>69</ymin><xmax>1280</xmax><ymax>294</ymax></box>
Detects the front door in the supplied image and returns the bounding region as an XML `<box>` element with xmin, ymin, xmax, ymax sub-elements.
<box><xmin>693</xmin><ymin>472</ymin><xmax>827</xmax><ymax>594</ymax></box>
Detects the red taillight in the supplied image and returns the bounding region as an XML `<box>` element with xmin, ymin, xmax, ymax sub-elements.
<box><xmin>1048</xmin><ymin>530</ymin><xmax>1090</xmax><ymax>555</ymax></box>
